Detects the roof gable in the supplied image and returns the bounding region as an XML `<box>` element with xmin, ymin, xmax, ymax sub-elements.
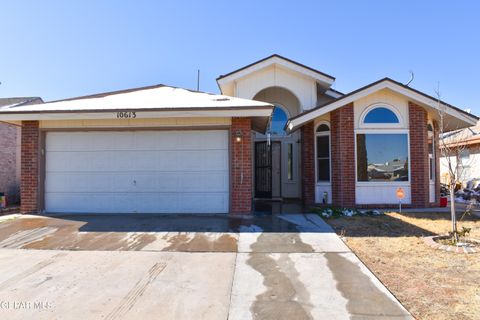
<box><xmin>287</xmin><ymin>78</ymin><xmax>478</xmax><ymax>132</ymax></box>
<box><xmin>217</xmin><ymin>54</ymin><xmax>335</xmax><ymax>88</ymax></box>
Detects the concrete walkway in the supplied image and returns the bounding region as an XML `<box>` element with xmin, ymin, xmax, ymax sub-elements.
<box><xmin>0</xmin><ymin>214</ymin><xmax>412</xmax><ymax>319</ymax></box>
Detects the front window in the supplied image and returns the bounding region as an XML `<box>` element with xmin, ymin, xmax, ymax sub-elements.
<box><xmin>428</xmin><ymin>124</ymin><xmax>435</xmax><ymax>181</ymax></box>
<box><xmin>356</xmin><ymin>134</ymin><xmax>409</xmax><ymax>182</ymax></box>
<box><xmin>459</xmin><ymin>150</ymin><xmax>470</xmax><ymax>181</ymax></box>
<box><xmin>268</xmin><ymin>106</ymin><xmax>288</xmax><ymax>136</ymax></box>
<box><xmin>287</xmin><ymin>143</ymin><xmax>293</xmax><ymax>181</ymax></box>
<box><xmin>316</xmin><ymin>123</ymin><xmax>330</xmax><ymax>182</ymax></box>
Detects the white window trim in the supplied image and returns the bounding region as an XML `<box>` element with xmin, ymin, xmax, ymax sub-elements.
<box><xmin>428</xmin><ymin>123</ymin><xmax>435</xmax><ymax>182</ymax></box>
<box><xmin>354</xmin><ymin>128</ymin><xmax>411</xmax><ymax>185</ymax></box>
<box><xmin>286</xmin><ymin>142</ymin><xmax>295</xmax><ymax>183</ymax></box>
<box><xmin>359</xmin><ymin>103</ymin><xmax>405</xmax><ymax>129</ymax></box>
<box><xmin>315</xmin><ymin>121</ymin><xmax>332</xmax><ymax>185</ymax></box>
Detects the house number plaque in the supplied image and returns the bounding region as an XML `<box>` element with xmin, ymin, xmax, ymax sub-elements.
<box><xmin>116</xmin><ymin>112</ymin><xmax>137</xmax><ymax>119</ymax></box>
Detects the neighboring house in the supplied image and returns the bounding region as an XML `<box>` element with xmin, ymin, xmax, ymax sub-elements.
<box><xmin>0</xmin><ymin>97</ymin><xmax>43</xmax><ymax>205</ymax></box>
<box><xmin>439</xmin><ymin>120</ymin><xmax>480</xmax><ymax>184</ymax></box>
<box><xmin>0</xmin><ymin>55</ymin><xmax>477</xmax><ymax>215</ymax></box>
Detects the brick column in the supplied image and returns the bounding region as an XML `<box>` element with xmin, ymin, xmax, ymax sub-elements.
<box><xmin>301</xmin><ymin>122</ymin><xmax>315</xmax><ymax>205</ymax></box>
<box><xmin>230</xmin><ymin>117</ymin><xmax>252</xmax><ymax>214</ymax></box>
<box><xmin>20</xmin><ymin>121</ymin><xmax>40</xmax><ymax>214</ymax></box>
<box><xmin>331</xmin><ymin>103</ymin><xmax>355</xmax><ymax>207</ymax></box>
<box><xmin>409</xmin><ymin>102</ymin><xmax>429</xmax><ymax>208</ymax></box>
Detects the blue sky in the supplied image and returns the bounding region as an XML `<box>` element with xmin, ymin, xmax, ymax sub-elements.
<box><xmin>1</xmin><ymin>1</ymin><xmax>479</xmax><ymax>114</ymax></box>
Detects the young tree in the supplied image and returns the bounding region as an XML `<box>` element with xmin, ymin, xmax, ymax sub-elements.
<box><xmin>436</xmin><ymin>88</ymin><xmax>474</xmax><ymax>242</ymax></box>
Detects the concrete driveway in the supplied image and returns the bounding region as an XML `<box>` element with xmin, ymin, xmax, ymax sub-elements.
<box><xmin>0</xmin><ymin>213</ymin><xmax>411</xmax><ymax>319</ymax></box>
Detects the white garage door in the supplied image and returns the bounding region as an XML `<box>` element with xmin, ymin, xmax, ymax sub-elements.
<box><xmin>45</xmin><ymin>130</ymin><xmax>229</xmax><ymax>214</ymax></box>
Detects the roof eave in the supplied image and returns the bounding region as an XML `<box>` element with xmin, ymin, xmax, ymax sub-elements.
<box><xmin>286</xmin><ymin>78</ymin><xmax>479</xmax><ymax>133</ymax></box>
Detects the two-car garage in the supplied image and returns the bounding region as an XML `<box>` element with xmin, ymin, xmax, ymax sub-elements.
<box><xmin>45</xmin><ymin>130</ymin><xmax>230</xmax><ymax>214</ymax></box>
<box><xmin>0</xmin><ymin>84</ymin><xmax>273</xmax><ymax>215</ymax></box>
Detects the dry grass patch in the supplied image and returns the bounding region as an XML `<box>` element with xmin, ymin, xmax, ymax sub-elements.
<box><xmin>327</xmin><ymin>211</ymin><xmax>480</xmax><ymax>320</ymax></box>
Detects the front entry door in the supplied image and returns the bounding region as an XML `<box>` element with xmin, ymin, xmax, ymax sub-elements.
<box><xmin>255</xmin><ymin>141</ymin><xmax>281</xmax><ymax>198</ymax></box>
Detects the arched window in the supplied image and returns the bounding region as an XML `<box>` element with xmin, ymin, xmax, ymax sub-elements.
<box><xmin>357</xmin><ymin>105</ymin><xmax>408</xmax><ymax>182</ymax></box>
<box><xmin>428</xmin><ymin>123</ymin><xmax>435</xmax><ymax>181</ymax></box>
<box><xmin>364</xmin><ymin>107</ymin><xmax>399</xmax><ymax>124</ymax></box>
<box><xmin>316</xmin><ymin>123</ymin><xmax>330</xmax><ymax>182</ymax></box>
<box><xmin>268</xmin><ymin>106</ymin><xmax>289</xmax><ymax>136</ymax></box>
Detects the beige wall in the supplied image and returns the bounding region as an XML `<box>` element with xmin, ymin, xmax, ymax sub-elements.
<box><xmin>39</xmin><ymin>117</ymin><xmax>231</xmax><ymax>129</ymax></box>
<box><xmin>234</xmin><ymin>65</ymin><xmax>317</xmax><ymax>111</ymax></box>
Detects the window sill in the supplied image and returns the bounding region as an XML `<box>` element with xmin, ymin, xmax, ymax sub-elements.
<box><xmin>356</xmin><ymin>181</ymin><xmax>410</xmax><ymax>186</ymax></box>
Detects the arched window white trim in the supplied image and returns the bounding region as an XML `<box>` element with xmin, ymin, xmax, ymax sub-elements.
<box><xmin>315</xmin><ymin>121</ymin><xmax>331</xmax><ymax>183</ymax></box>
<box><xmin>359</xmin><ymin>103</ymin><xmax>404</xmax><ymax>129</ymax></box>
<box><xmin>427</xmin><ymin>122</ymin><xmax>435</xmax><ymax>182</ymax></box>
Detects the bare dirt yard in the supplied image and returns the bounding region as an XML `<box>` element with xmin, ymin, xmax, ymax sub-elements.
<box><xmin>327</xmin><ymin>211</ymin><xmax>480</xmax><ymax>320</ymax></box>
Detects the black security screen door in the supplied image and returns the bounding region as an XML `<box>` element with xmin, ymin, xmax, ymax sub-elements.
<box><xmin>255</xmin><ymin>141</ymin><xmax>272</xmax><ymax>198</ymax></box>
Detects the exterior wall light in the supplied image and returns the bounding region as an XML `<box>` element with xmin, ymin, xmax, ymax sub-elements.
<box><xmin>235</xmin><ymin>130</ymin><xmax>242</xmax><ymax>143</ymax></box>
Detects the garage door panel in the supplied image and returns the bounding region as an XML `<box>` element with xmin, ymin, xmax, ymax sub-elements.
<box><xmin>47</xmin><ymin>171</ymin><xmax>228</xmax><ymax>193</ymax></box>
<box><xmin>178</xmin><ymin>172</ymin><xmax>228</xmax><ymax>192</ymax></box>
<box><xmin>178</xmin><ymin>193</ymin><xmax>229</xmax><ymax>212</ymax></box>
<box><xmin>47</xmin><ymin>150</ymin><xmax>228</xmax><ymax>173</ymax></box>
<box><xmin>179</xmin><ymin>151</ymin><xmax>228</xmax><ymax>171</ymax></box>
<box><xmin>46</xmin><ymin>192</ymin><xmax>229</xmax><ymax>214</ymax></box>
<box><xmin>45</xmin><ymin>130</ymin><xmax>229</xmax><ymax>214</ymax></box>
<box><xmin>46</xmin><ymin>131</ymin><xmax>136</xmax><ymax>152</ymax></box>
<box><xmin>175</xmin><ymin>131</ymin><xmax>228</xmax><ymax>150</ymax></box>
<box><xmin>46</xmin><ymin>193</ymin><xmax>137</xmax><ymax>214</ymax></box>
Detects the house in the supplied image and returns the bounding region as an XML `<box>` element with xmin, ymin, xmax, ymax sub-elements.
<box><xmin>218</xmin><ymin>55</ymin><xmax>477</xmax><ymax>209</ymax></box>
<box><xmin>0</xmin><ymin>97</ymin><xmax>43</xmax><ymax>205</ymax></box>
<box><xmin>439</xmin><ymin>120</ymin><xmax>480</xmax><ymax>185</ymax></box>
<box><xmin>0</xmin><ymin>55</ymin><xmax>477</xmax><ymax>215</ymax></box>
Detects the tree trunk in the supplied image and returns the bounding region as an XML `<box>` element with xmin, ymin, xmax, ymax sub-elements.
<box><xmin>449</xmin><ymin>184</ymin><xmax>458</xmax><ymax>241</ymax></box>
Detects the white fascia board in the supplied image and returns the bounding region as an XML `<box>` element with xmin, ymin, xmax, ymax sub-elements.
<box><xmin>217</xmin><ymin>56</ymin><xmax>334</xmax><ymax>87</ymax></box>
<box><xmin>325</xmin><ymin>89</ymin><xmax>343</xmax><ymax>99</ymax></box>
<box><xmin>0</xmin><ymin>108</ymin><xmax>273</xmax><ymax>121</ymax></box>
<box><xmin>287</xmin><ymin>80</ymin><xmax>478</xmax><ymax>132</ymax></box>
<box><xmin>288</xmin><ymin>81</ymin><xmax>388</xmax><ymax>131</ymax></box>
<box><xmin>389</xmin><ymin>84</ymin><xmax>476</xmax><ymax>125</ymax></box>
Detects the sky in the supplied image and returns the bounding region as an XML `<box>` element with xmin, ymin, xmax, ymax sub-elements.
<box><xmin>1</xmin><ymin>1</ymin><xmax>479</xmax><ymax>114</ymax></box>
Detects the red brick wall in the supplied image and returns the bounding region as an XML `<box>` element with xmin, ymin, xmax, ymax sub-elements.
<box><xmin>331</xmin><ymin>103</ymin><xmax>355</xmax><ymax>207</ymax></box>
<box><xmin>301</xmin><ymin>122</ymin><xmax>315</xmax><ymax>205</ymax></box>
<box><xmin>409</xmin><ymin>102</ymin><xmax>429</xmax><ymax>208</ymax></box>
<box><xmin>20</xmin><ymin>121</ymin><xmax>40</xmax><ymax>214</ymax></box>
<box><xmin>231</xmin><ymin>117</ymin><xmax>252</xmax><ymax>214</ymax></box>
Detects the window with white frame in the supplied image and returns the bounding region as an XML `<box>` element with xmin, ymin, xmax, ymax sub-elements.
<box><xmin>459</xmin><ymin>149</ymin><xmax>470</xmax><ymax>181</ymax></box>
<box><xmin>287</xmin><ymin>143</ymin><xmax>293</xmax><ymax>181</ymax></box>
<box><xmin>427</xmin><ymin>123</ymin><xmax>435</xmax><ymax>182</ymax></box>
<box><xmin>316</xmin><ymin>123</ymin><xmax>330</xmax><ymax>182</ymax></box>
<box><xmin>357</xmin><ymin>106</ymin><xmax>409</xmax><ymax>182</ymax></box>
